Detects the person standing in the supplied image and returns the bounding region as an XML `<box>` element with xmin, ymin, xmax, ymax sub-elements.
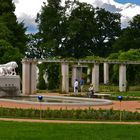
<box><xmin>74</xmin><ymin>79</ymin><xmax>79</xmax><ymax>93</ymax></box>
<box><xmin>79</xmin><ymin>78</ymin><xmax>84</xmax><ymax>92</ymax></box>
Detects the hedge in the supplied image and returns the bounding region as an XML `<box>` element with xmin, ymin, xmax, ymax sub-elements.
<box><xmin>0</xmin><ymin>107</ymin><xmax>139</xmax><ymax>121</ymax></box>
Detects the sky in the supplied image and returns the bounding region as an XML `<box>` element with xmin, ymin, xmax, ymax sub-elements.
<box><xmin>116</xmin><ymin>0</ymin><xmax>140</xmax><ymax>5</ymax></box>
<box><xmin>13</xmin><ymin>0</ymin><xmax>140</xmax><ymax>33</ymax></box>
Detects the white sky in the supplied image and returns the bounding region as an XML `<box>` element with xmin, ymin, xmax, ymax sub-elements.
<box><xmin>14</xmin><ymin>0</ymin><xmax>94</xmax><ymax>18</ymax></box>
<box><xmin>14</xmin><ymin>0</ymin><xmax>45</xmax><ymax>17</ymax></box>
<box><xmin>13</xmin><ymin>0</ymin><xmax>140</xmax><ymax>33</ymax></box>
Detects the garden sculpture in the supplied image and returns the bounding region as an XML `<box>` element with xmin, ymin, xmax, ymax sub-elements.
<box><xmin>0</xmin><ymin>61</ymin><xmax>18</xmax><ymax>76</ymax></box>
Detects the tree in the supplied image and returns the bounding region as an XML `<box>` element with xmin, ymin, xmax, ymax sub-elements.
<box><xmin>108</xmin><ymin>49</ymin><xmax>140</xmax><ymax>85</ymax></box>
<box><xmin>36</xmin><ymin>0</ymin><xmax>121</xmax><ymax>59</ymax></box>
<box><xmin>59</xmin><ymin>1</ymin><xmax>96</xmax><ymax>58</ymax></box>
<box><xmin>26</xmin><ymin>34</ymin><xmax>45</xmax><ymax>58</ymax></box>
<box><xmin>0</xmin><ymin>0</ymin><xmax>27</xmax><ymax>76</ymax></box>
<box><xmin>112</xmin><ymin>14</ymin><xmax>140</xmax><ymax>52</ymax></box>
<box><xmin>93</xmin><ymin>8</ymin><xmax>121</xmax><ymax>57</ymax></box>
<box><xmin>0</xmin><ymin>0</ymin><xmax>27</xmax><ymax>55</ymax></box>
<box><xmin>37</xmin><ymin>62</ymin><xmax>60</xmax><ymax>90</ymax></box>
<box><xmin>60</xmin><ymin>4</ymin><xmax>121</xmax><ymax>58</ymax></box>
<box><xmin>37</xmin><ymin>63</ymin><xmax>47</xmax><ymax>90</ymax></box>
<box><xmin>0</xmin><ymin>0</ymin><xmax>28</xmax><ymax>78</ymax></box>
<box><xmin>0</xmin><ymin>39</ymin><xmax>23</xmax><ymax>74</ymax></box>
<box><xmin>46</xmin><ymin>63</ymin><xmax>60</xmax><ymax>90</ymax></box>
<box><xmin>36</xmin><ymin>0</ymin><xmax>65</xmax><ymax>57</ymax></box>
<box><xmin>0</xmin><ymin>19</ymin><xmax>11</xmax><ymax>41</ymax></box>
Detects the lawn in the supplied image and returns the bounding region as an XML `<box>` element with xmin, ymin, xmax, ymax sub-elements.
<box><xmin>111</xmin><ymin>91</ymin><xmax>140</xmax><ymax>97</ymax></box>
<box><xmin>0</xmin><ymin>121</ymin><xmax>140</xmax><ymax>140</ymax></box>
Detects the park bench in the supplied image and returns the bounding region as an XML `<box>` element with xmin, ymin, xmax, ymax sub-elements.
<box><xmin>94</xmin><ymin>93</ymin><xmax>111</xmax><ymax>99</ymax></box>
<box><xmin>87</xmin><ymin>92</ymin><xmax>110</xmax><ymax>99</ymax></box>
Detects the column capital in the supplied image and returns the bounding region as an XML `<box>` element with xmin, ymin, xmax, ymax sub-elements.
<box><xmin>22</xmin><ymin>58</ymin><xmax>37</xmax><ymax>64</ymax></box>
<box><xmin>61</xmin><ymin>62</ymin><xmax>69</xmax><ymax>65</ymax></box>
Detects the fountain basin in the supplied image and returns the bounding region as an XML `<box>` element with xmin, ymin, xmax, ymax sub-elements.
<box><xmin>0</xmin><ymin>95</ymin><xmax>112</xmax><ymax>106</ymax></box>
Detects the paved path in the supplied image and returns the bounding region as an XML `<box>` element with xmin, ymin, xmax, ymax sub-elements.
<box><xmin>0</xmin><ymin>118</ymin><xmax>140</xmax><ymax>125</ymax></box>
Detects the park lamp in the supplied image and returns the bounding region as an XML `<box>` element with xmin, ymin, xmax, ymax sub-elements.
<box><xmin>38</xmin><ymin>95</ymin><xmax>43</xmax><ymax>101</ymax></box>
<box><xmin>117</xmin><ymin>95</ymin><xmax>123</xmax><ymax>102</ymax></box>
<box><xmin>117</xmin><ymin>95</ymin><xmax>123</xmax><ymax>121</ymax></box>
<box><xmin>37</xmin><ymin>95</ymin><xmax>43</xmax><ymax>119</ymax></box>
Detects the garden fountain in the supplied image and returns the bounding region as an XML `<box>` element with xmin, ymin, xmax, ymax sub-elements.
<box><xmin>0</xmin><ymin>61</ymin><xmax>112</xmax><ymax>106</ymax></box>
<box><xmin>0</xmin><ymin>94</ymin><xmax>112</xmax><ymax>106</ymax></box>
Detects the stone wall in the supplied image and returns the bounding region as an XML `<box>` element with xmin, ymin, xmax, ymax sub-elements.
<box><xmin>0</xmin><ymin>75</ymin><xmax>20</xmax><ymax>97</ymax></box>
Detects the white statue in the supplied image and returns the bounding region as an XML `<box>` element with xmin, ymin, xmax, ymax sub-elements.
<box><xmin>0</xmin><ymin>61</ymin><xmax>18</xmax><ymax>76</ymax></box>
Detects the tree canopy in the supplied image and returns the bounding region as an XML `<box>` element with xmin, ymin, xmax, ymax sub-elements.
<box><xmin>0</xmin><ymin>0</ymin><xmax>27</xmax><ymax>64</ymax></box>
<box><xmin>112</xmin><ymin>14</ymin><xmax>140</xmax><ymax>53</ymax></box>
<box><xmin>35</xmin><ymin>0</ymin><xmax>121</xmax><ymax>59</ymax></box>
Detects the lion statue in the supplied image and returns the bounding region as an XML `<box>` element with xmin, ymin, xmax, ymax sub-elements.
<box><xmin>0</xmin><ymin>61</ymin><xmax>18</xmax><ymax>76</ymax></box>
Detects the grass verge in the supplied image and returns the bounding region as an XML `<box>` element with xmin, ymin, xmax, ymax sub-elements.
<box><xmin>0</xmin><ymin>121</ymin><xmax>140</xmax><ymax>140</ymax></box>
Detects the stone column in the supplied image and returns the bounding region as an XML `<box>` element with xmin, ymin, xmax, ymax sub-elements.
<box><xmin>119</xmin><ymin>64</ymin><xmax>126</xmax><ymax>92</ymax></box>
<box><xmin>92</xmin><ymin>63</ymin><xmax>99</xmax><ymax>92</ymax></box>
<box><xmin>87</xmin><ymin>67</ymin><xmax>91</xmax><ymax>83</ymax></box>
<box><xmin>22</xmin><ymin>59</ymin><xmax>31</xmax><ymax>95</ymax></box>
<box><xmin>77</xmin><ymin>67</ymin><xmax>82</xmax><ymax>80</ymax></box>
<box><xmin>104</xmin><ymin>63</ymin><xmax>109</xmax><ymax>84</ymax></box>
<box><xmin>30</xmin><ymin>60</ymin><xmax>37</xmax><ymax>94</ymax></box>
<box><xmin>72</xmin><ymin>66</ymin><xmax>82</xmax><ymax>86</ymax></box>
<box><xmin>72</xmin><ymin>66</ymin><xmax>77</xmax><ymax>86</ymax></box>
<box><xmin>61</xmin><ymin>63</ymin><xmax>69</xmax><ymax>93</ymax></box>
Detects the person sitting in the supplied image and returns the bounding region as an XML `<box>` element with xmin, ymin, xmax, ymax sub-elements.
<box><xmin>88</xmin><ymin>84</ymin><xmax>94</xmax><ymax>98</ymax></box>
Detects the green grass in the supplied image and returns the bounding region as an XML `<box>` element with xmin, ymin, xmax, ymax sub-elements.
<box><xmin>110</xmin><ymin>91</ymin><xmax>140</xmax><ymax>97</ymax></box>
<box><xmin>100</xmin><ymin>85</ymin><xmax>140</xmax><ymax>93</ymax></box>
<box><xmin>0</xmin><ymin>121</ymin><xmax>140</xmax><ymax>140</ymax></box>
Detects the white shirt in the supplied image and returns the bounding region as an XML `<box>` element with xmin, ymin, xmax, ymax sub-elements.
<box><xmin>74</xmin><ymin>81</ymin><xmax>78</xmax><ymax>87</ymax></box>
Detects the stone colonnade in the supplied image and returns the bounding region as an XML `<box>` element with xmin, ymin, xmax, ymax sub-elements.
<box><xmin>103</xmin><ymin>63</ymin><xmax>126</xmax><ymax>92</ymax></box>
<box><xmin>22</xmin><ymin>59</ymin><xmax>126</xmax><ymax>95</ymax></box>
<box><xmin>61</xmin><ymin>62</ymin><xmax>126</xmax><ymax>93</ymax></box>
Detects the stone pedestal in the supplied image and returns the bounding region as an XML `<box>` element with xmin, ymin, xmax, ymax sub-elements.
<box><xmin>0</xmin><ymin>75</ymin><xmax>20</xmax><ymax>97</ymax></box>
